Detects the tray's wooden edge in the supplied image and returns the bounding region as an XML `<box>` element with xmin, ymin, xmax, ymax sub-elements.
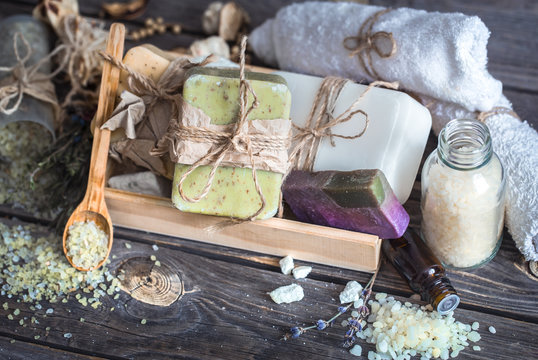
<box><xmin>104</xmin><ymin>187</ymin><xmax>381</xmax><ymax>272</ymax></box>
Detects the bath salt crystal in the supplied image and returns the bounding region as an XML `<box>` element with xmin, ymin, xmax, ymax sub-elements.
<box><xmin>339</xmin><ymin>281</ymin><xmax>363</xmax><ymax>304</ymax></box>
<box><xmin>488</xmin><ymin>326</ymin><xmax>496</xmax><ymax>334</ymax></box>
<box><xmin>349</xmin><ymin>344</ymin><xmax>362</xmax><ymax>356</ymax></box>
<box><xmin>152</xmin><ymin>244</ymin><xmax>159</xmax><ymax>251</ymax></box>
<box><xmin>269</xmin><ymin>284</ymin><xmax>304</xmax><ymax>304</ymax></box>
<box><xmin>63</xmin><ymin>333</ymin><xmax>72</xmax><ymax>339</ymax></box>
<box><xmin>422</xmin><ymin>152</ymin><xmax>504</xmax><ymax>268</ymax></box>
<box><xmin>364</xmin><ymin>297</ymin><xmax>482</xmax><ymax>359</ymax></box>
<box><xmin>472</xmin><ymin>322</ymin><xmax>479</xmax><ymax>330</ymax></box>
<box><xmin>66</xmin><ymin>220</ymin><xmax>109</xmax><ymax>269</ymax></box>
<box><xmin>292</xmin><ymin>266</ymin><xmax>312</xmax><ymax>279</ymax></box>
<box><xmin>279</xmin><ymin>256</ymin><xmax>294</xmax><ymax>275</ymax></box>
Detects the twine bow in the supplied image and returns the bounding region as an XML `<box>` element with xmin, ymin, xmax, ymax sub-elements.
<box><xmin>343</xmin><ymin>8</ymin><xmax>396</xmax><ymax>79</ymax></box>
<box><xmin>100</xmin><ymin>50</ymin><xmax>212</xmax><ymax>140</ymax></box>
<box><xmin>0</xmin><ymin>32</ymin><xmax>63</xmax><ymax>118</ymax></box>
<box><xmin>289</xmin><ymin>77</ymin><xmax>399</xmax><ymax>172</ymax></box>
<box><xmin>176</xmin><ymin>36</ymin><xmax>268</xmax><ymax>221</ymax></box>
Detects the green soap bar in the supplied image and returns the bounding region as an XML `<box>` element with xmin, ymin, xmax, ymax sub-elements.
<box><xmin>172</xmin><ymin>68</ymin><xmax>291</xmax><ymax>219</ymax></box>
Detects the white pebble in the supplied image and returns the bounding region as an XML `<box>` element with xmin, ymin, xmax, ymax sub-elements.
<box><xmin>339</xmin><ymin>281</ymin><xmax>363</xmax><ymax>303</ymax></box>
<box><xmin>279</xmin><ymin>255</ymin><xmax>294</xmax><ymax>275</ymax></box>
<box><xmin>269</xmin><ymin>284</ymin><xmax>304</xmax><ymax>304</ymax></box>
<box><xmin>292</xmin><ymin>266</ymin><xmax>312</xmax><ymax>279</ymax></box>
<box><xmin>349</xmin><ymin>344</ymin><xmax>363</xmax><ymax>356</ymax></box>
<box><xmin>488</xmin><ymin>326</ymin><xmax>496</xmax><ymax>334</ymax></box>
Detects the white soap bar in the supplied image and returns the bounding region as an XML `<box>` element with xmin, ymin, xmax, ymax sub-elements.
<box><xmin>274</xmin><ymin>71</ymin><xmax>432</xmax><ymax>203</ymax></box>
<box><xmin>292</xmin><ymin>266</ymin><xmax>312</xmax><ymax>279</ymax></box>
<box><xmin>269</xmin><ymin>284</ymin><xmax>304</xmax><ymax>304</ymax></box>
<box><xmin>279</xmin><ymin>255</ymin><xmax>294</xmax><ymax>275</ymax></box>
<box><xmin>339</xmin><ymin>280</ymin><xmax>363</xmax><ymax>304</ymax></box>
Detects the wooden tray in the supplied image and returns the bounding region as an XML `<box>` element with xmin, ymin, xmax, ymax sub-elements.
<box><xmin>102</xmin><ymin>38</ymin><xmax>381</xmax><ymax>273</ymax></box>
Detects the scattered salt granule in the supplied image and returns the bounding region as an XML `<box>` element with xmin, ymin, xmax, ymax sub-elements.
<box><xmin>125</xmin><ymin>243</ymin><xmax>132</xmax><ymax>249</ymax></box>
<box><xmin>152</xmin><ymin>244</ymin><xmax>159</xmax><ymax>251</ymax></box>
<box><xmin>472</xmin><ymin>321</ymin><xmax>479</xmax><ymax>330</ymax></box>
<box><xmin>141</xmin><ymin>319</ymin><xmax>147</xmax><ymax>325</ymax></box>
<box><xmin>269</xmin><ymin>284</ymin><xmax>304</xmax><ymax>304</ymax></box>
<box><xmin>473</xmin><ymin>346</ymin><xmax>481</xmax><ymax>351</ymax></box>
<box><xmin>360</xmin><ymin>293</ymin><xmax>482</xmax><ymax>359</ymax></box>
<box><xmin>292</xmin><ymin>266</ymin><xmax>312</xmax><ymax>279</ymax></box>
<box><xmin>339</xmin><ymin>281</ymin><xmax>363</xmax><ymax>304</ymax></box>
<box><xmin>349</xmin><ymin>344</ymin><xmax>362</xmax><ymax>356</ymax></box>
<box><xmin>0</xmin><ymin>222</ymin><xmax>121</xmax><ymax>307</ymax></box>
<box><xmin>279</xmin><ymin>255</ymin><xmax>294</xmax><ymax>275</ymax></box>
<box><xmin>63</xmin><ymin>333</ymin><xmax>72</xmax><ymax>339</ymax></box>
<box><xmin>488</xmin><ymin>326</ymin><xmax>496</xmax><ymax>334</ymax></box>
<box><xmin>66</xmin><ymin>220</ymin><xmax>108</xmax><ymax>269</ymax></box>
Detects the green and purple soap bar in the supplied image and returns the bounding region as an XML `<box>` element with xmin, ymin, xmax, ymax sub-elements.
<box><xmin>282</xmin><ymin>169</ymin><xmax>409</xmax><ymax>238</ymax></box>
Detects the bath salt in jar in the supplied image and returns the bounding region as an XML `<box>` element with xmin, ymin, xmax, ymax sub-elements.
<box><xmin>421</xmin><ymin>119</ymin><xmax>506</xmax><ymax>269</ymax></box>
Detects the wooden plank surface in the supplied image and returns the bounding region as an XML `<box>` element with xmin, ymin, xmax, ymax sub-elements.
<box><xmin>0</xmin><ymin>0</ymin><xmax>537</xmax><ymax>359</ymax></box>
<box><xmin>0</xmin><ymin>216</ymin><xmax>537</xmax><ymax>359</ymax></box>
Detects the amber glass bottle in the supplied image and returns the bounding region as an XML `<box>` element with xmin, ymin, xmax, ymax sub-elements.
<box><xmin>383</xmin><ymin>228</ymin><xmax>460</xmax><ymax>315</ymax></box>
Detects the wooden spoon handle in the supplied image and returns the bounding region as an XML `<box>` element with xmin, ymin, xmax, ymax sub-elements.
<box><xmin>86</xmin><ymin>23</ymin><xmax>125</xmax><ymax>212</ymax></box>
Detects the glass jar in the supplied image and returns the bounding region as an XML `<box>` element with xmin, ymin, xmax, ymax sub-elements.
<box><xmin>421</xmin><ymin>119</ymin><xmax>506</xmax><ymax>269</ymax></box>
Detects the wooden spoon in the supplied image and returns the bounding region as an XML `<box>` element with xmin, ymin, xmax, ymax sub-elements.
<box><xmin>63</xmin><ymin>23</ymin><xmax>125</xmax><ymax>271</ymax></box>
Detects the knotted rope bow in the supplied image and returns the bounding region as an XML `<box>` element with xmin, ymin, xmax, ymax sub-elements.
<box><xmin>343</xmin><ymin>8</ymin><xmax>396</xmax><ymax>79</ymax></box>
<box><xmin>289</xmin><ymin>77</ymin><xmax>399</xmax><ymax>172</ymax></box>
<box><xmin>174</xmin><ymin>36</ymin><xmax>271</xmax><ymax>221</ymax></box>
<box><xmin>100</xmin><ymin>50</ymin><xmax>212</xmax><ymax>140</ymax></box>
<box><xmin>0</xmin><ymin>32</ymin><xmax>63</xmax><ymax>119</ymax></box>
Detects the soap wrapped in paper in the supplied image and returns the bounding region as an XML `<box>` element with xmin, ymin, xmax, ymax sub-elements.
<box><xmin>167</xmin><ymin>68</ymin><xmax>292</xmax><ymax>219</ymax></box>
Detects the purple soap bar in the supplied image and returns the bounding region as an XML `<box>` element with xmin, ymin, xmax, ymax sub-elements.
<box><xmin>282</xmin><ymin>169</ymin><xmax>409</xmax><ymax>238</ymax></box>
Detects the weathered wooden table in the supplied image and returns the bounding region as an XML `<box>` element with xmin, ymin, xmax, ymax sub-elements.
<box><xmin>1</xmin><ymin>1</ymin><xmax>537</xmax><ymax>359</ymax></box>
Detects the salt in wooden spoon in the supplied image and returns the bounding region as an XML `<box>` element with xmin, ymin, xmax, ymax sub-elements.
<box><xmin>63</xmin><ymin>23</ymin><xmax>125</xmax><ymax>271</ymax></box>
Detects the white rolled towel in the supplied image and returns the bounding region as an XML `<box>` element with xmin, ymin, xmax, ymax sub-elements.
<box><xmin>250</xmin><ymin>1</ymin><xmax>502</xmax><ymax>112</ymax></box>
<box><xmin>422</xmin><ymin>94</ymin><xmax>538</xmax><ymax>261</ymax></box>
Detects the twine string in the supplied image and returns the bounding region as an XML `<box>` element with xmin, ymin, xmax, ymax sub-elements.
<box><xmin>343</xmin><ymin>8</ymin><xmax>396</xmax><ymax>79</ymax></box>
<box><xmin>477</xmin><ymin>106</ymin><xmax>520</xmax><ymax>122</ymax></box>
<box><xmin>289</xmin><ymin>78</ymin><xmax>399</xmax><ymax>172</ymax></box>
<box><xmin>174</xmin><ymin>36</ymin><xmax>268</xmax><ymax>221</ymax></box>
<box><xmin>0</xmin><ymin>32</ymin><xmax>64</xmax><ymax>116</ymax></box>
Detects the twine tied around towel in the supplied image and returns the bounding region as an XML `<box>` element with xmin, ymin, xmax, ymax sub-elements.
<box><xmin>0</xmin><ymin>32</ymin><xmax>63</xmax><ymax>119</ymax></box>
<box><xmin>289</xmin><ymin>77</ymin><xmax>399</xmax><ymax>172</ymax></box>
<box><xmin>343</xmin><ymin>8</ymin><xmax>396</xmax><ymax>79</ymax></box>
<box><xmin>477</xmin><ymin>106</ymin><xmax>520</xmax><ymax>122</ymax></box>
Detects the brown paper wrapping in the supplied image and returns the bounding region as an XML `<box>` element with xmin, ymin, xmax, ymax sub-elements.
<box><xmin>156</xmin><ymin>101</ymin><xmax>291</xmax><ymax>174</ymax></box>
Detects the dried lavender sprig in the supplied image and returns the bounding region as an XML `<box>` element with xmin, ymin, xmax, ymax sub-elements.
<box><xmin>282</xmin><ymin>265</ymin><xmax>380</xmax><ymax>341</ymax></box>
